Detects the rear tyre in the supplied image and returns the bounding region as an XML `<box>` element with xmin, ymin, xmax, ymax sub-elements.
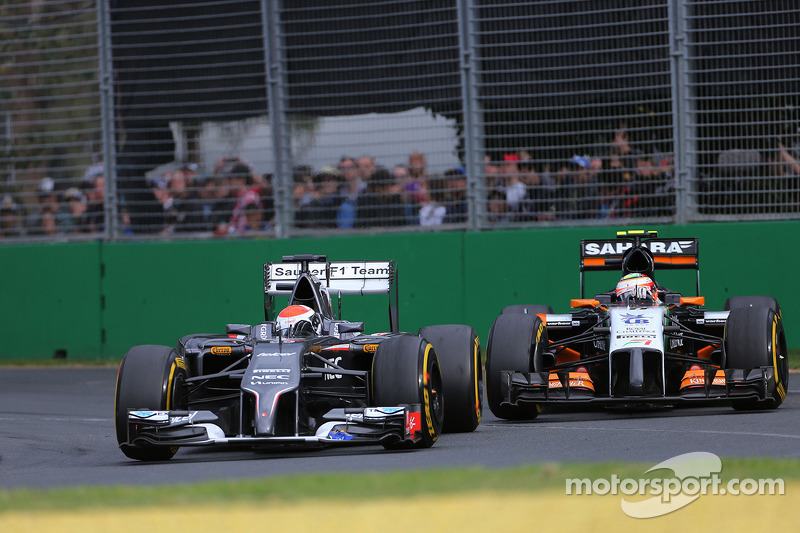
<box><xmin>485</xmin><ymin>313</ymin><xmax>544</xmax><ymax>420</ymax></box>
<box><xmin>501</xmin><ymin>304</ymin><xmax>553</xmax><ymax>315</ymax></box>
<box><xmin>373</xmin><ymin>335</ymin><xmax>443</xmax><ymax>448</ymax></box>
<box><xmin>419</xmin><ymin>325</ymin><xmax>482</xmax><ymax>433</ymax></box>
<box><xmin>725</xmin><ymin>305</ymin><xmax>788</xmax><ymax>410</ymax></box>
<box><xmin>115</xmin><ymin>345</ymin><xmax>189</xmax><ymax>461</ymax></box>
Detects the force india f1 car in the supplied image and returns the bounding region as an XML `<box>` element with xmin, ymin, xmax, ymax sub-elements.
<box><xmin>486</xmin><ymin>230</ymin><xmax>788</xmax><ymax>420</ymax></box>
<box><xmin>115</xmin><ymin>254</ymin><xmax>482</xmax><ymax>461</ymax></box>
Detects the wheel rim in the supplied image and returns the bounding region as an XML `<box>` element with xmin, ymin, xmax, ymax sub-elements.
<box><xmin>429</xmin><ymin>361</ymin><xmax>444</xmax><ymax>431</ymax></box>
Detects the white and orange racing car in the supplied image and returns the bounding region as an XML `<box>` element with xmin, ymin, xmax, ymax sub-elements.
<box><xmin>485</xmin><ymin>230</ymin><xmax>788</xmax><ymax>420</ymax></box>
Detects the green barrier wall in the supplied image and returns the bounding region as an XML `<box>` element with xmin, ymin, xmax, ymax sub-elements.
<box><xmin>0</xmin><ymin>242</ymin><xmax>103</xmax><ymax>358</ymax></box>
<box><xmin>1</xmin><ymin>221</ymin><xmax>797</xmax><ymax>360</ymax></box>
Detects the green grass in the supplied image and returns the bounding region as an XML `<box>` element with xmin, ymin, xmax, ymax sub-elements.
<box><xmin>789</xmin><ymin>349</ymin><xmax>800</xmax><ymax>368</ymax></box>
<box><xmin>1</xmin><ymin>459</ymin><xmax>799</xmax><ymax>513</ymax></box>
<box><xmin>0</xmin><ymin>358</ymin><xmax>120</xmax><ymax>368</ymax></box>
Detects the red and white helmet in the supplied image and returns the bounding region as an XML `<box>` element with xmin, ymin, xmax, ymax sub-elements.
<box><xmin>615</xmin><ymin>273</ymin><xmax>658</xmax><ymax>303</ymax></box>
<box><xmin>276</xmin><ymin>305</ymin><xmax>320</xmax><ymax>337</ymax></box>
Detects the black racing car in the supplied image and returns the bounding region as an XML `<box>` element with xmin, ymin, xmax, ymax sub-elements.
<box><xmin>115</xmin><ymin>254</ymin><xmax>482</xmax><ymax>461</ymax></box>
<box><xmin>485</xmin><ymin>230</ymin><xmax>788</xmax><ymax>420</ymax></box>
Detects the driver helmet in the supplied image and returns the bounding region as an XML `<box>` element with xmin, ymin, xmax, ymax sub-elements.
<box><xmin>615</xmin><ymin>273</ymin><xmax>658</xmax><ymax>303</ymax></box>
<box><xmin>276</xmin><ymin>305</ymin><xmax>320</xmax><ymax>337</ymax></box>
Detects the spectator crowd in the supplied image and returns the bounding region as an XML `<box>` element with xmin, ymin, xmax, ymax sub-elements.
<box><xmin>3</xmin><ymin>122</ymin><xmax>799</xmax><ymax>240</ymax></box>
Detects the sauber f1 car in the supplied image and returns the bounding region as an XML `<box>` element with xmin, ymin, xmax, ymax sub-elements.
<box><xmin>115</xmin><ymin>254</ymin><xmax>482</xmax><ymax>461</ymax></box>
<box><xmin>486</xmin><ymin>230</ymin><xmax>788</xmax><ymax>420</ymax></box>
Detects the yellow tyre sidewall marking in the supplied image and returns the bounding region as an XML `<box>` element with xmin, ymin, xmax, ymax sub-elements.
<box><xmin>473</xmin><ymin>336</ymin><xmax>482</xmax><ymax>422</ymax></box>
<box><xmin>422</xmin><ymin>343</ymin><xmax>437</xmax><ymax>440</ymax></box>
<box><xmin>772</xmin><ymin>313</ymin><xmax>786</xmax><ymax>401</ymax></box>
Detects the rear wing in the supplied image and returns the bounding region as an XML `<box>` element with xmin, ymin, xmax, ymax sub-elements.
<box><xmin>264</xmin><ymin>254</ymin><xmax>400</xmax><ymax>331</ymax></box>
<box><xmin>579</xmin><ymin>230</ymin><xmax>700</xmax><ymax>297</ymax></box>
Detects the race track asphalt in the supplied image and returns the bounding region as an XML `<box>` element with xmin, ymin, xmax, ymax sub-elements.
<box><xmin>1</xmin><ymin>368</ymin><xmax>798</xmax><ymax>490</ymax></box>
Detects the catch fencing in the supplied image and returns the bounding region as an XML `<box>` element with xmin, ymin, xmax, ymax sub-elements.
<box><xmin>1</xmin><ymin>0</ymin><xmax>799</xmax><ymax>241</ymax></box>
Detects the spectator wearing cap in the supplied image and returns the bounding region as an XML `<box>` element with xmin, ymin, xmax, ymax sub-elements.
<box><xmin>26</xmin><ymin>177</ymin><xmax>60</xmax><ymax>236</ymax></box>
<box><xmin>60</xmin><ymin>187</ymin><xmax>89</xmax><ymax>234</ymax></box>
<box><xmin>0</xmin><ymin>195</ymin><xmax>23</xmax><ymax>238</ymax></box>
<box><xmin>82</xmin><ymin>160</ymin><xmax>104</xmax><ymax>184</ymax></box>
<box><xmin>178</xmin><ymin>163</ymin><xmax>200</xmax><ymax>187</ymax></box>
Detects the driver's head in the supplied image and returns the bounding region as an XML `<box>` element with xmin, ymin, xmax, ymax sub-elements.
<box><xmin>276</xmin><ymin>305</ymin><xmax>320</xmax><ymax>337</ymax></box>
<box><xmin>615</xmin><ymin>273</ymin><xmax>658</xmax><ymax>303</ymax></box>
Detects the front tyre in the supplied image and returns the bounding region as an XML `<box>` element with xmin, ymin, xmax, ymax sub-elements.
<box><xmin>115</xmin><ymin>345</ymin><xmax>189</xmax><ymax>461</ymax></box>
<box><xmin>501</xmin><ymin>304</ymin><xmax>553</xmax><ymax>315</ymax></box>
<box><xmin>725</xmin><ymin>305</ymin><xmax>788</xmax><ymax>410</ymax></box>
<box><xmin>419</xmin><ymin>325</ymin><xmax>482</xmax><ymax>433</ymax></box>
<box><xmin>373</xmin><ymin>335</ymin><xmax>443</xmax><ymax>448</ymax></box>
<box><xmin>724</xmin><ymin>295</ymin><xmax>780</xmax><ymax>313</ymax></box>
<box><xmin>485</xmin><ymin>313</ymin><xmax>544</xmax><ymax>420</ymax></box>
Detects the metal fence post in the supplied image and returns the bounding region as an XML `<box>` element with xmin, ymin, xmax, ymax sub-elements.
<box><xmin>457</xmin><ymin>0</ymin><xmax>482</xmax><ymax>230</ymax></box>
<box><xmin>262</xmin><ymin>0</ymin><xmax>292</xmax><ymax>238</ymax></box>
<box><xmin>97</xmin><ymin>1</ymin><xmax>119</xmax><ymax>239</ymax></box>
<box><xmin>669</xmin><ymin>0</ymin><xmax>695</xmax><ymax>224</ymax></box>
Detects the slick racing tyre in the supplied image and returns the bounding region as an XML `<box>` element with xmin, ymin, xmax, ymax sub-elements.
<box><xmin>501</xmin><ymin>304</ymin><xmax>553</xmax><ymax>315</ymax></box>
<box><xmin>419</xmin><ymin>325</ymin><xmax>482</xmax><ymax>433</ymax></box>
<box><xmin>724</xmin><ymin>296</ymin><xmax>780</xmax><ymax>313</ymax></box>
<box><xmin>725</xmin><ymin>305</ymin><xmax>788</xmax><ymax>410</ymax></box>
<box><xmin>115</xmin><ymin>345</ymin><xmax>189</xmax><ymax>461</ymax></box>
<box><xmin>373</xmin><ymin>335</ymin><xmax>443</xmax><ymax>449</ymax></box>
<box><xmin>485</xmin><ymin>313</ymin><xmax>545</xmax><ymax>420</ymax></box>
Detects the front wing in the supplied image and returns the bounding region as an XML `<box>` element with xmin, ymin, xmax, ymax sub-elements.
<box><xmin>123</xmin><ymin>405</ymin><xmax>425</xmax><ymax>449</ymax></box>
<box><xmin>501</xmin><ymin>367</ymin><xmax>776</xmax><ymax>406</ymax></box>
